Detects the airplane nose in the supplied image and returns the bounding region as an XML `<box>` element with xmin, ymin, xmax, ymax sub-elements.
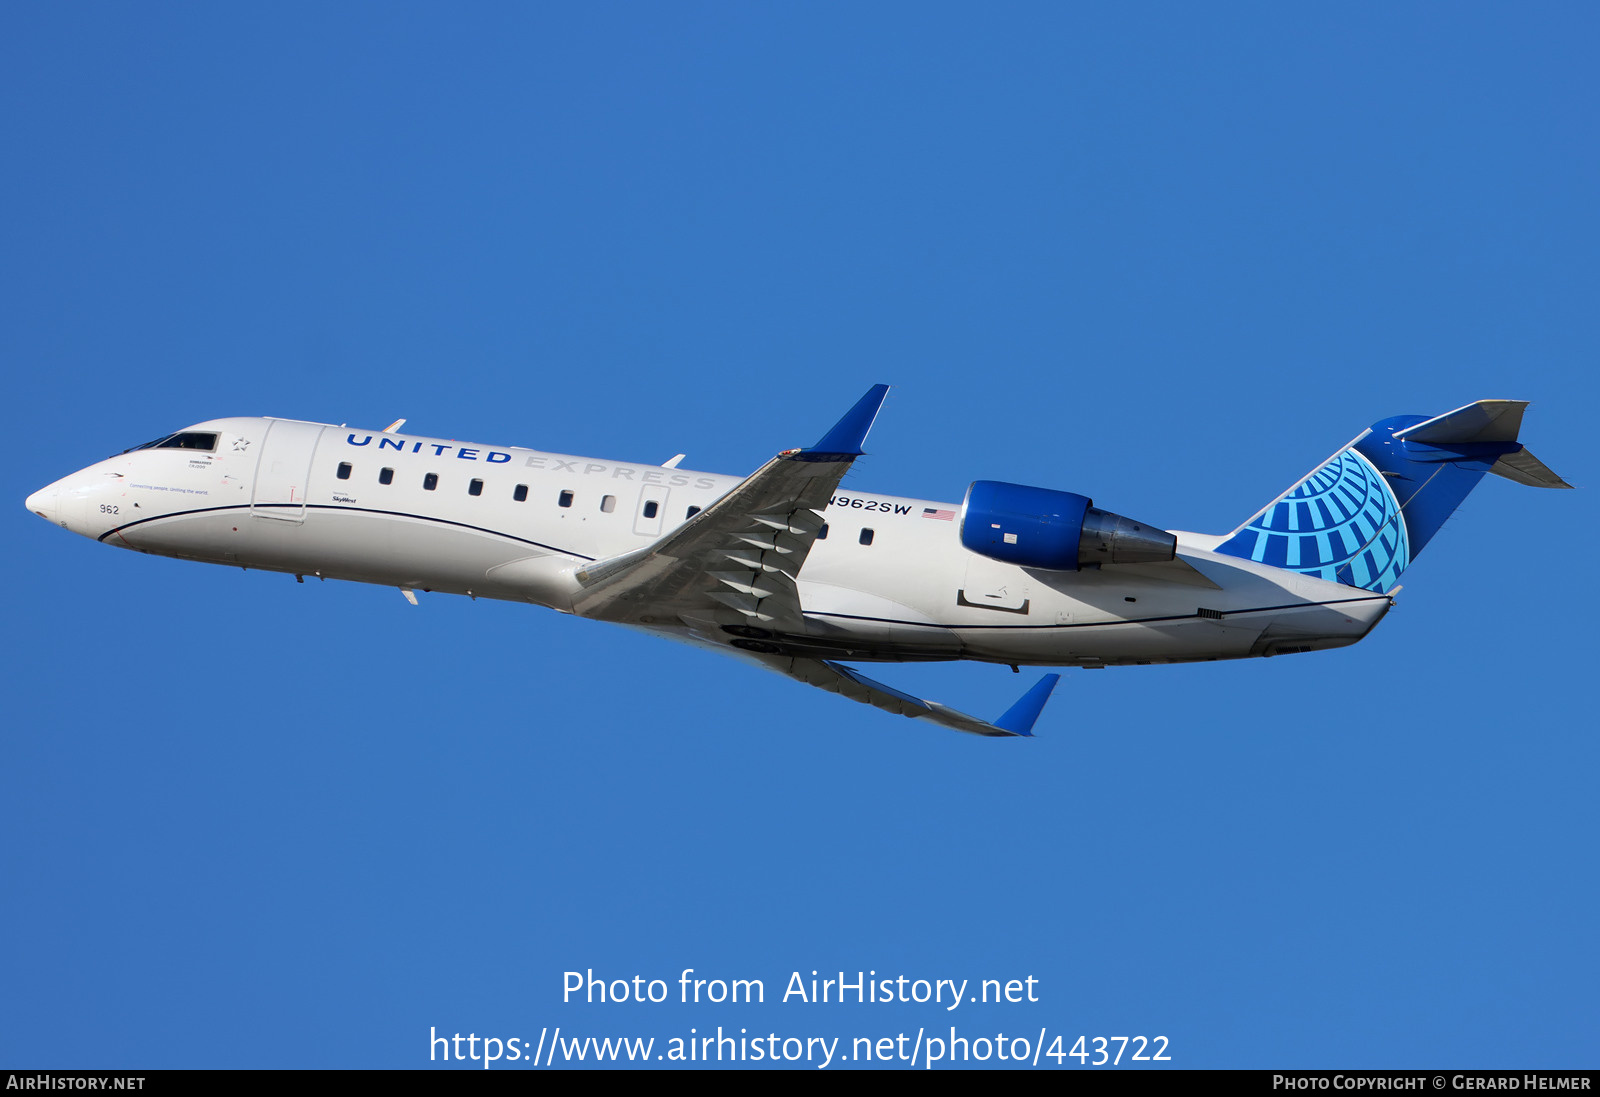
<box><xmin>25</xmin><ymin>485</ymin><xmax>60</xmax><ymax>525</ymax></box>
<box><xmin>28</xmin><ymin>471</ymin><xmax>109</xmax><ymax>538</ymax></box>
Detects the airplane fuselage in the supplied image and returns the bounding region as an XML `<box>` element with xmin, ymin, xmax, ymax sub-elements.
<box><xmin>27</xmin><ymin>416</ymin><xmax>1391</xmax><ymax>669</ymax></box>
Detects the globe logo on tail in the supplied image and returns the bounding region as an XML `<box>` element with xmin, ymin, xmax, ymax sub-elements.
<box><xmin>1222</xmin><ymin>447</ymin><xmax>1409</xmax><ymax>592</ymax></box>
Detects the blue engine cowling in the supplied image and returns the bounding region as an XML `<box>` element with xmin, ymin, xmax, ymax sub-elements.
<box><xmin>959</xmin><ymin>480</ymin><xmax>1176</xmax><ymax>571</ymax></box>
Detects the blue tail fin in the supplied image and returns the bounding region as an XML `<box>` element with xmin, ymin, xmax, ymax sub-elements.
<box><xmin>1216</xmin><ymin>400</ymin><xmax>1569</xmax><ymax>592</ymax></box>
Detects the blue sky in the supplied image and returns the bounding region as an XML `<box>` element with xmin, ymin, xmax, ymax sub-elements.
<box><xmin>4</xmin><ymin>2</ymin><xmax>1595</xmax><ymax>1069</ymax></box>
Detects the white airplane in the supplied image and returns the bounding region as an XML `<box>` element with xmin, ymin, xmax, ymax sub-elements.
<box><xmin>25</xmin><ymin>387</ymin><xmax>1568</xmax><ymax>738</ymax></box>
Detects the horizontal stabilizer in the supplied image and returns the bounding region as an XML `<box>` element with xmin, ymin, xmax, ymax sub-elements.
<box><xmin>1489</xmin><ymin>447</ymin><xmax>1572</xmax><ymax>489</ymax></box>
<box><xmin>1393</xmin><ymin>399</ymin><xmax>1527</xmax><ymax>444</ymax></box>
<box><xmin>1391</xmin><ymin>399</ymin><xmax>1570</xmax><ymax>488</ymax></box>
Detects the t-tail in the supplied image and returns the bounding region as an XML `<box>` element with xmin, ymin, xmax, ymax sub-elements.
<box><xmin>1216</xmin><ymin>400</ymin><xmax>1570</xmax><ymax>592</ymax></box>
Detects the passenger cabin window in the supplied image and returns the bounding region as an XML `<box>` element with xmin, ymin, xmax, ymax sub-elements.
<box><xmin>558</xmin><ymin>490</ymin><xmax>573</xmax><ymax>508</ymax></box>
<box><xmin>817</xmin><ymin>524</ymin><xmax>829</xmax><ymax>540</ymax></box>
<box><xmin>379</xmin><ymin>467</ymin><xmax>394</xmax><ymax>485</ymax></box>
<box><xmin>468</xmin><ymin>478</ymin><xmax>483</xmax><ymax>497</ymax></box>
<box><xmin>601</xmin><ymin>495</ymin><xmax>616</xmax><ymax>513</ymax></box>
<box><xmin>336</xmin><ymin>462</ymin><xmax>352</xmax><ymax>480</ymax></box>
<box><xmin>423</xmin><ymin>473</ymin><xmax>438</xmax><ymax>491</ymax></box>
<box><xmin>513</xmin><ymin>484</ymin><xmax>528</xmax><ymax>502</ymax></box>
<box><xmin>686</xmin><ymin>506</ymin><xmax>701</xmax><ymax>519</ymax></box>
<box><xmin>859</xmin><ymin>528</ymin><xmax>874</xmax><ymax>546</ymax></box>
<box><xmin>643</xmin><ymin>501</ymin><xmax>659</xmax><ymax>519</ymax></box>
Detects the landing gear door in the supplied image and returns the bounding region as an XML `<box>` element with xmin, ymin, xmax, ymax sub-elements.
<box><xmin>251</xmin><ymin>419</ymin><xmax>325</xmax><ymax>522</ymax></box>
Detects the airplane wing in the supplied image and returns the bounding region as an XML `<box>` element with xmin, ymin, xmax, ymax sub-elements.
<box><xmin>570</xmin><ymin>384</ymin><xmax>1062</xmax><ymax>738</ymax></box>
<box><xmin>570</xmin><ymin>385</ymin><xmax>889</xmax><ymax>630</ymax></box>
<box><xmin>745</xmin><ymin>654</ymin><xmax>1060</xmax><ymax>738</ymax></box>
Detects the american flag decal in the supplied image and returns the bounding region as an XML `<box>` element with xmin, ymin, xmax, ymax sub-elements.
<box><xmin>922</xmin><ymin>508</ymin><xmax>955</xmax><ymax>521</ymax></box>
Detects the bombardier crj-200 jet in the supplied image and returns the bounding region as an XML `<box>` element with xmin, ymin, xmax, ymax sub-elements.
<box><xmin>26</xmin><ymin>387</ymin><xmax>1569</xmax><ymax>738</ymax></box>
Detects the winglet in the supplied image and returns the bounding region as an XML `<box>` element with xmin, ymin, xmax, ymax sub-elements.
<box><xmin>807</xmin><ymin>384</ymin><xmax>890</xmax><ymax>458</ymax></box>
<box><xmin>993</xmin><ymin>674</ymin><xmax>1062</xmax><ymax>737</ymax></box>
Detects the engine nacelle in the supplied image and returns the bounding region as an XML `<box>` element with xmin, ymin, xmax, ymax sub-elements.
<box><xmin>959</xmin><ymin>480</ymin><xmax>1177</xmax><ymax>571</ymax></box>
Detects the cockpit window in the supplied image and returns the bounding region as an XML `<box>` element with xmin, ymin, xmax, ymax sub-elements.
<box><xmin>126</xmin><ymin>431</ymin><xmax>219</xmax><ymax>453</ymax></box>
<box><xmin>158</xmin><ymin>432</ymin><xmax>219</xmax><ymax>451</ymax></box>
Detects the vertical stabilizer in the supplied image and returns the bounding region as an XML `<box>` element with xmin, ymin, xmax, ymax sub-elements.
<box><xmin>1215</xmin><ymin>401</ymin><xmax>1567</xmax><ymax>592</ymax></box>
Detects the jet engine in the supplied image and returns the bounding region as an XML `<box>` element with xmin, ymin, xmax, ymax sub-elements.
<box><xmin>959</xmin><ymin>480</ymin><xmax>1176</xmax><ymax>571</ymax></box>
